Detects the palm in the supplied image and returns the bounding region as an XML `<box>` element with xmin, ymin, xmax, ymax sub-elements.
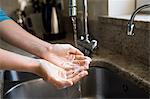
<box><xmin>51</xmin><ymin>44</ymin><xmax>83</xmax><ymax>58</ymax></box>
<box><xmin>38</xmin><ymin>59</ymin><xmax>88</xmax><ymax>89</ymax></box>
<box><xmin>46</xmin><ymin>44</ymin><xmax>82</xmax><ymax>68</ymax></box>
<box><xmin>38</xmin><ymin>59</ymin><xmax>72</xmax><ymax>88</ymax></box>
<box><xmin>45</xmin><ymin>44</ymin><xmax>91</xmax><ymax>70</ymax></box>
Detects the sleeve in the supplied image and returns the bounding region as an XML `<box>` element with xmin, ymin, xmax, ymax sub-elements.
<box><xmin>0</xmin><ymin>8</ymin><xmax>11</xmax><ymax>22</ymax></box>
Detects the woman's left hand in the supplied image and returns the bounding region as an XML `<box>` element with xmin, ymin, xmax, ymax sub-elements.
<box><xmin>43</xmin><ymin>44</ymin><xmax>91</xmax><ymax>70</ymax></box>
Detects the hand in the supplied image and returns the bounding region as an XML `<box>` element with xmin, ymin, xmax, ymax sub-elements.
<box><xmin>49</xmin><ymin>44</ymin><xmax>84</xmax><ymax>57</ymax></box>
<box><xmin>36</xmin><ymin>59</ymin><xmax>88</xmax><ymax>89</ymax></box>
<box><xmin>43</xmin><ymin>44</ymin><xmax>91</xmax><ymax>69</ymax></box>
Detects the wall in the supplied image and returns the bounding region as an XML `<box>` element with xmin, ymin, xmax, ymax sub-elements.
<box><xmin>62</xmin><ymin>0</ymin><xmax>105</xmax><ymax>19</ymax></box>
<box><xmin>136</xmin><ymin>0</ymin><xmax>150</xmax><ymax>11</ymax></box>
<box><xmin>108</xmin><ymin>0</ymin><xmax>135</xmax><ymax>16</ymax></box>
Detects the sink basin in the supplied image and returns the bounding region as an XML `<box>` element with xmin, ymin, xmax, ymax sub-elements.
<box><xmin>4</xmin><ymin>64</ymin><xmax>149</xmax><ymax>99</ymax></box>
<box><xmin>3</xmin><ymin>71</ymin><xmax>40</xmax><ymax>93</ymax></box>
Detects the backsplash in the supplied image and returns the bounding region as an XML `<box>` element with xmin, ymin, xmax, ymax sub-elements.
<box><xmin>89</xmin><ymin>17</ymin><xmax>150</xmax><ymax>66</ymax></box>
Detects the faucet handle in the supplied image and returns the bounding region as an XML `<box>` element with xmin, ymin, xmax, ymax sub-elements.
<box><xmin>80</xmin><ymin>35</ymin><xmax>97</xmax><ymax>50</ymax></box>
<box><xmin>77</xmin><ymin>36</ymin><xmax>98</xmax><ymax>56</ymax></box>
<box><xmin>91</xmin><ymin>39</ymin><xmax>98</xmax><ymax>50</ymax></box>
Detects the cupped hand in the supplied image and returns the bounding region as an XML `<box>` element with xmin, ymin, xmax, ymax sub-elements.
<box><xmin>50</xmin><ymin>44</ymin><xmax>83</xmax><ymax>57</ymax></box>
<box><xmin>36</xmin><ymin>59</ymin><xmax>88</xmax><ymax>89</ymax></box>
<box><xmin>43</xmin><ymin>44</ymin><xmax>91</xmax><ymax>70</ymax></box>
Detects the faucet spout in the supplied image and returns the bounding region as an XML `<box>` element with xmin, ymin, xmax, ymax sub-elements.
<box><xmin>69</xmin><ymin>0</ymin><xmax>97</xmax><ymax>56</ymax></box>
<box><xmin>69</xmin><ymin>0</ymin><xmax>77</xmax><ymax>17</ymax></box>
<box><xmin>77</xmin><ymin>0</ymin><xmax>97</xmax><ymax>56</ymax></box>
<box><xmin>127</xmin><ymin>23</ymin><xmax>135</xmax><ymax>36</ymax></box>
<box><xmin>127</xmin><ymin>4</ymin><xmax>150</xmax><ymax>36</ymax></box>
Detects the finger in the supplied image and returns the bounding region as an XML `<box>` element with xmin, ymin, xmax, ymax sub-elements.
<box><xmin>68</xmin><ymin>46</ymin><xmax>84</xmax><ymax>55</ymax></box>
<box><xmin>62</xmin><ymin>62</ymin><xmax>80</xmax><ymax>70</ymax></box>
<box><xmin>62</xmin><ymin>62</ymin><xmax>74</xmax><ymax>70</ymax></box>
<box><xmin>66</xmin><ymin>66</ymin><xmax>85</xmax><ymax>76</ymax></box>
<box><xmin>73</xmin><ymin>61</ymin><xmax>89</xmax><ymax>69</ymax></box>
<box><xmin>72</xmin><ymin>56</ymin><xmax>91</xmax><ymax>67</ymax></box>
<box><xmin>69</xmin><ymin>71</ymin><xmax>88</xmax><ymax>84</ymax></box>
<box><xmin>74</xmin><ymin>55</ymin><xmax>92</xmax><ymax>61</ymax></box>
<box><xmin>73</xmin><ymin>60</ymin><xmax>85</xmax><ymax>66</ymax></box>
<box><xmin>66</xmin><ymin>70</ymin><xmax>75</xmax><ymax>76</ymax></box>
<box><xmin>66</xmin><ymin>54</ymin><xmax>75</xmax><ymax>61</ymax></box>
<box><xmin>85</xmin><ymin>56</ymin><xmax>92</xmax><ymax>62</ymax></box>
<box><xmin>74</xmin><ymin>55</ymin><xmax>86</xmax><ymax>60</ymax></box>
<box><xmin>66</xmin><ymin>67</ymin><xmax>85</xmax><ymax>79</ymax></box>
<box><xmin>73</xmin><ymin>58</ymin><xmax>91</xmax><ymax>69</ymax></box>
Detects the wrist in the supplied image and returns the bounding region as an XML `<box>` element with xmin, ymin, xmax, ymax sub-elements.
<box><xmin>28</xmin><ymin>59</ymin><xmax>41</xmax><ymax>75</ymax></box>
<box><xmin>39</xmin><ymin>42</ymin><xmax>53</xmax><ymax>59</ymax></box>
<box><xmin>32</xmin><ymin>59</ymin><xmax>48</xmax><ymax>79</ymax></box>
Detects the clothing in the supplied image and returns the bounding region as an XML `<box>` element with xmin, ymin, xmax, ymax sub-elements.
<box><xmin>0</xmin><ymin>8</ymin><xmax>11</xmax><ymax>22</ymax></box>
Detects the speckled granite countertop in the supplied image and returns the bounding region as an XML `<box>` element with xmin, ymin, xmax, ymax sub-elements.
<box><xmin>91</xmin><ymin>47</ymin><xmax>150</xmax><ymax>93</ymax></box>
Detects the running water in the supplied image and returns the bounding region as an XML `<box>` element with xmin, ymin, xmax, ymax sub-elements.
<box><xmin>70</xmin><ymin>16</ymin><xmax>82</xmax><ymax>99</ymax></box>
<box><xmin>71</xmin><ymin>17</ymin><xmax>78</xmax><ymax>47</ymax></box>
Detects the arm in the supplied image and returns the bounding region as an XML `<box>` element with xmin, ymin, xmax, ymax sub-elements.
<box><xmin>0</xmin><ymin>20</ymin><xmax>88</xmax><ymax>69</ymax></box>
<box><xmin>0</xmin><ymin>20</ymin><xmax>51</xmax><ymax>58</ymax></box>
<box><xmin>0</xmin><ymin>48</ymin><xmax>88</xmax><ymax>89</ymax></box>
<box><xmin>0</xmin><ymin>48</ymin><xmax>39</xmax><ymax>74</ymax></box>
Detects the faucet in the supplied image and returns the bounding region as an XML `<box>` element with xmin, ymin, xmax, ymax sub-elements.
<box><xmin>127</xmin><ymin>4</ymin><xmax>150</xmax><ymax>36</ymax></box>
<box><xmin>69</xmin><ymin>0</ymin><xmax>97</xmax><ymax>56</ymax></box>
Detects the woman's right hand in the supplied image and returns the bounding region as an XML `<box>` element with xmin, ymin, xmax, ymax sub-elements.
<box><xmin>35</xmin><ymin>59</ymin><xmax>88</xmax><ymax>89</ymax></box>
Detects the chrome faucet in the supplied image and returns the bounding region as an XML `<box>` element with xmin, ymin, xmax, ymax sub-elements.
<box><xmin>69</xmin><ymin>0</ymin><xmax>97</xmax><ymax>56</ymax></box>
<box><xmin>69</xmin><ymin>0</ymin><xmax>77</xmax><ymax>17</ymax></box>
<box><xmin>127</xmin><ymin>4</ymin><xmax>150</xmax><ymax>36</ymax></box>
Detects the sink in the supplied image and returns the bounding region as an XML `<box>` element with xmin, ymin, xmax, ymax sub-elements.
<box><xmin>81</xmin><ymin>67</ymin><xmax>149</xmax><ymax>98</ymax></box>
<box><xmin>3</xmin><ymin>70</ymin><xmax>40</xmax><ymax>93</ymax></box>
<box><xmin>4</xmin><ymin>64</ymin><xmax>149</xmax><ymax>99</ymax></box>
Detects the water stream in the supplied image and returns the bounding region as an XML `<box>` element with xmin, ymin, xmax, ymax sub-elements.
<box><xmin>71</xmin><ymin>17</ymin><xmax>78</xmax><ymax>47</ymax></box>
<box><xmin>70</xmin><ymin>16</ymin><xmax>82</xmax><ymax>99</ymax></box>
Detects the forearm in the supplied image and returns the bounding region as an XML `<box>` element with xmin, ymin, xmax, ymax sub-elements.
<box><xmin>0</xmin><ymin>20</ymin><xmax>51</xmax><ymax>58</ymax></box>
<box><xmin>0</xmin><ymin>48</ymin><xmax>40</xmax><ymax>74</ymax></box>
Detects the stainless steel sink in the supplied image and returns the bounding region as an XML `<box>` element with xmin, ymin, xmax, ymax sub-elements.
<box><xmin>4</xmin><ymin>64</ymin><xmax>149</xmax><ymax>99</ymax></box>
